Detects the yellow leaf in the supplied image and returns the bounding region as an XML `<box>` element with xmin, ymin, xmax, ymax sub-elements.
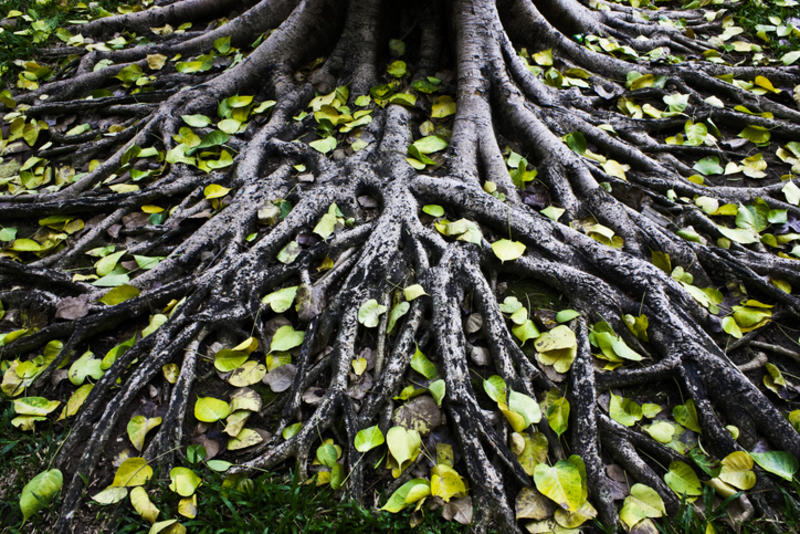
<box><xmin>178</xmin><ymin>495</ymin><xmax>197</xmax><ymax>518</ymax></box>
<box><xmin>430</xmin><ymin>464</ymin><xmax>467</xmax><ymax>502</ymax></box>
<box><xmin>130</xmin><ymin>487</ymin><xmax>159</xmax><ymax>523</ymax></box>
<box><xmin>203</xmin><ymin>184</ymin><xmax>230</xmax><ymax>199</ymax></box>
<box><xmin>146</xmin><ymin>54</ymin><xmax>167</xmax><ymax>71</ymax></box>
<box><xmin>112</xmin><ymin>457</ymin><xmax>153</xmax><ymax>487</ymax></box>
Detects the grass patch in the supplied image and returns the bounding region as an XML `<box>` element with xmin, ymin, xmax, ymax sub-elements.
<box><xmin>656</xmin><ymin>484</ymin><xmax>800</xmax><ymax>534</ymax></box>
<box><xmin>0</xmin><ymin>400</ymin><xmax>466</xmax><ymax>533</ymax></box>
<box><xmin>732</xmin><ymin>0</ymin><xmax>800</xmax><ymax>56</ymax></box>
<box><xmin>0</xmin><ymin>402</ymin><xmax>66</xmax><ymax>531</ymax></box>
<box><xmin>105</xmin><ymin>468</ymin><xmax>468</xmax><ymax>534</ymax></box>
<box><xmin>0</xmin><ymin>0</ymin><xmax>137</xmax><ymax>88</ymax></box>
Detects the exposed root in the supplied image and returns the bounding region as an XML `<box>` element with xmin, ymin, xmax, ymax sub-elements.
<box><xmin>3</xmin><ymin>0</ymin><xmax>800</xmax><ymax>532</ymax></box>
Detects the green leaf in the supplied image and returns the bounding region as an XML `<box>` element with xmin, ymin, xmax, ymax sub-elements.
<box><xmin>217</xmin><ymin>118</ymin><xmax>241</xmax><ymax>134</ymax></box>
<box><xmin>189</xmin><ymin>130</ymin><xmax>229</xmax><ymax>155</ymax></box>
<box><xmin>738</xmin><ymin>125</ymin><xmax>771</xmax><ymax>145</ymax></box>
<box><xmin>389</xmin><ymin>92</ymin><xmax>416</xmax><ymax>107</ymax></box>
<box><xmin>380</xmin><ymin>478</ymin><xmax>430</xmax><ymax>512</ymax></box>
<box><xmin>20</xmin><ymin>469</ymin><xmax>62</xmax><ymax>522</ymax></box>
<box><xmin>270</xmin><ymin>325</ymin><xmax>305</xmax><ymax>352</ymax></box>
<box><xmin>68</xmin><ymin>351</ymin><xmax>103</xmax><ymax>386</ymax></box>
<box><xmin>546</xmin><ymin>397</ymin><xmax>570</xmax><ymax>437</ymax></box>
<box><xmin>609</xmin><ymin>393</ymin><xmax>642</xmax><ymax>427</ymax></box>
<box><xmin>564</xmin><ymin>132</ymin><xmax>587</xmax><ymax>155</ymax></box>
<box><xmin>277</xmin><ymin>240</ymin><xmax>301</xmax><ymax>264</ymax></box>
<box><xmin>403</xmin><ymin>284</ymin><xmax>427</xmax><ymax>301</ymax></box>
<box><xmin>214</xmin><ymin>35</ymin><xmax>232</xmax><ymax>54</ymax></box>
<box><xmin>533</xmin><ymin>460</ymin><xmax>584</xmax><ymax>512</ymax></box>
<box><xmin>181</xmin><ymin>114</ymin><xmax>211</xmax><ymax>127</ymax></box>
<box><xmin>99</xmin><ymin>284</ymin><xmax>140</xmax><ymax>305</ymax></box>
<box><xmin>483</xmin><ymin>375</ymin><xmax>508</xmax><ymax>404</ymax></box>
<box><xmin>193</xmin><ymin>397</ymin><xmax>230</xmax><ymax>423</ymax></box>
<box><xmin>672</xmin><ymin>399</ymin><xmax>701</xmax><ymax>434</ymax></box>
<box><xmin>512</xmin><ymin>320</ymin><xmax>540</xmax><ymax>344</ymax></box>
<box><xmin>149</xmin><ymin>519</ymin><xmax>182</xmax><ymax>534</ymax></box>
<box><xmin>0</xmin><ymin>227</ymin><xmax>17</xmax><ymax>241</ymax></box>
<box><xmin>508</xmin><ymin>390</ymin><xmax>542</xmax><ymax>428</ymax></box>
<box><xmin>126</xmin><ymin>415</ymin><xmax>162</xmax><ymax>451</ymax></box>
<box><xmin>309</xmin><ymin>136</ymin><xmax>337</xmax><ymax>154</ymax></box>
<box><xmin>316</xmin><ymin>442</ymin><xmax>338</xmax><ymax>469</ymax></box>
<box><xmin>207</xmin><ymin>459</ymin><xmax>233</xmax><ymax>472</ymax></box>
<box><xmin>491</xmin><ymin>239</ymin><xmax>526</xmax><ymax>262</ymax></box>
<box><xmin>411</xmin><ymin>135</ymin><xmax>448</xmax><ymax>155</ymax></box>
<box><xmin>101</xmin><ymin>336</ymin><xmax>136</xmax><ymax>370</ymax></box>
<box><xmin>684</xmin><ymin>121</ymin><xmax>707</xmax><ymax>146</ymax></box>
<box><xmin>387</xmin><ymin>301</ymin><xmax>410</xmax><ymax>334</ymax></box>
<box><xmin>663</xmin><ymin>93</ymin><xmax>689</xmax><ymax>113</ymax></box>
<box><xmin>619</xmin><ymin>484</ymin><xmax>665</xmax><ymax>529</ymax></box>
<box><xmin>133</xmin><ymin>255</ymin><xmax>164</xmax><ymax>270</ymax></box>
<box><xmin>281</xmin><ymin>421</ymin><xmax>303</xmax><ymax>439</ymax></box>
<box><xmin>749</xmin><ymin>451</ymin><xmax>799</xmax><ymax>481</ymax></box>
<box><xmin>60</xmin><ymin>383</ymin><xmax>93</xmax><ymax>419</ymax></box>
<box><xmin>422</xmin><ymin>204</ymin><xmax>444</xmax><ymax>217</ymax></box>
<box><xmin>693</xmin><ymin>156</ymin><xmax>723</xmax><ymax>176</ymax></box>
<box><xmin>386</xmin><ymin>426</ymin><xmax>421</xmax><ymax>467</ymax></box>
<box><xmin>428</xmin><ymin>379</ymin><xmax>446</xmax><ymax>406</ymax></box>
<box><xmin>169</xmin><ymin>467</ymin><xmax>201</xmax><ymax>497</ymax></box>
<box><xmin>387</xmin><ymin>60</ymin><xmax>407</xmax><ymax>77</ymax></box>
<box><xmin>717</xmin><ymin>225</ymin><xmax>759</xmax><ymax>245</ymax></box>
<box><xmin>410</xmin><ymin>346</ymin><xmax>438</xmax><ymax>379</ymax></box>
<box><xmin>541</xmin><ymin>206</ymin><xmax>565</xmax><ymax>221</ymax></box>
<box><xmin>95</xmin><ymin>249</ymin><xmax>126</xmax><ymax>276</ymax></box>
<box><xmin>588</xmin><ymin>322</ymin><xmax>643</xmax><ymax>362</ymax></box>
<box><xmin>142</xmin><ymin>314</ymin><xmax>167</xmax><ymax>337</ymax></box>
<box><xmin>14</xmin><ymin>397</ymin><xmax>60</xmax><ymax>416</ymax></box>
<box><xmin>261</xmin><ymin>286</ymin><xmax>298</xmax><ymax>313</ymax></box>
<box><xmin>781</xmin><ymin>50</ymin><xmax>800</xmax><ymax>65</ymax></box>
<box><xmin>313</xmin><ymin>203</ymin><xmax>340</xmax><ymax>239</ymax></box>
<box><xmin>644</xmin><ymin>421</ymin><xmax>676</xmax><ymax>443</ymax></box>
<box><xmin>10</xmin><ymin>238</ymin><xmax>42</xmax><ymax>252</ymax></box>
<box><xmin>357</xmin><ymin>299</ymin><xmax>387</xmax><ymax>328</ymax></box>
<box><xmin>555</xmin><ymin>310</ymin><xmax>580</xmax><ymax>323</ymax></box>
<box><xmin>91</xmin><ymin>486</ymin><xmax>128</xmax><ymax>504</ymax></box>
<box><xmin>782</xmin><ymin>181</ymin><xmax>800</xmax><ymax>206</ymax></box>
<box><xmin>354</xmin><ymin>425</ymin><xmax>385</xmax><ymax>452</ymax></box>
<box><xmin>664</xmin><ymin>461</ymin><xmax>702</xmax><ymax>498</ymax></box>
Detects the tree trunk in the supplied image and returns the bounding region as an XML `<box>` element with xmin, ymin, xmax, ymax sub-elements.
<box><xmin>2</xmin><ymin>0</ymin><xmax>800</xmax><ymax>531</ymax></box>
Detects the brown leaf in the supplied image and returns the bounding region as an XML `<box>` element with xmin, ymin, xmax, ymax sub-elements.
<box><xmin>442</xmin><ymin>496</ymin><xmax>473</xmax><ymax>525</ymax></box>
<box><xmin>392</xmin><ymin>395</ymin><xmax>442</xmax><ymax>434</ymax></box>
<box><xmin>262</xmin><ymin>364</ymin><xmax>296</xmax><ymax>393</ymax></box>
<box><xmin>516</xmin><ymin>487</ymin><xmax>554</xmax><ymax>520</ymax></box>
<box><xmin>55</xmin><ymin>296</ymin><xmax>89</xmax><ymax>320</ymax></box>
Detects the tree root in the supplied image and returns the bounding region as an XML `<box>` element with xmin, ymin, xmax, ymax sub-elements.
<box><xmin>2</xmin><ymin>0</ymin><xmax>800</xmax><ymax>532</ymax></box>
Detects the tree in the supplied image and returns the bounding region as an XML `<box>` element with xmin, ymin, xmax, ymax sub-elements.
<box><xmin>2</xmin><ymin>0</ymin><xmax>800</xmax><ymax>531</ymax></box>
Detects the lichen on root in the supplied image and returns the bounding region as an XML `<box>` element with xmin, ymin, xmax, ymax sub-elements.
<box><xmin>2</xmin><ymin>0</ymin><xmax>800</xmax><ymax>532</ymax></box>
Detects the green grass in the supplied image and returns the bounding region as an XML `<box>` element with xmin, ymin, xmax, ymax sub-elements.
<box><xmin>656</xmin><ymin>484</ymin><xmax>800</xmax><ymax>534</ymax></box>
<box><xmin>0</xmin><ymin>0</ymin><xmax>135</xmax><ymax>88</ymax></box>
<box><xmin>0</xmin><ymin>402</ymin><xmax>67</xmax><ymax>531</ymax></box>
<box><xmin>0</xmin><ymin>399</ymin><xmax>466</xmax><ymax>533</ymax></box>
<box><xmin>106</xmin><ymin>468</ymin><xmax>467</xmax><ymax>534</ymax></box>
<box><xmin>4</xmin><ymin>400</ymin><xmax>800</xmax><ymax>534</ymax></box>
<box><xmin>732</xmin><ymin>0</ymin><xmax>800</xmax><ymax>56</ymax></box>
